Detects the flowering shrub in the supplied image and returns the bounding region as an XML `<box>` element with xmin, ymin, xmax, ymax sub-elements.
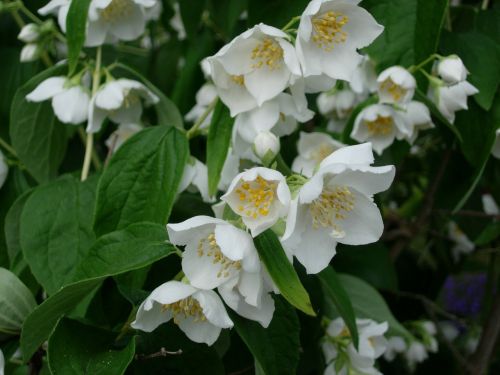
<box><xmin>0</xmin><ymin>0</ymin><xmax>499</xmax><ymax>374</ymax></box>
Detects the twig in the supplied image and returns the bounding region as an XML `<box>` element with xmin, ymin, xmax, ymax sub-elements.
<box><xmin>186</xmin><ymin>97</ymin><xmax>217</xmax><ymax>139</ymax></box>
<box><xmin>467</xmin><ymin>293</ymin><xmax>500</xmax><ymax>374</ymax></box>
<box><xmin>135</xmin><ymin>347</ymin><xmax>183</xmax><ymax>361</ymax></box>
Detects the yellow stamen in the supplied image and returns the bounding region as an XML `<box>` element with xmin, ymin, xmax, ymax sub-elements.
<box><xmin>197</xmin><ymin>233</ymin><xmax>242</xmax><ymax>278</ymax></box>
<box><xmin>379</xmin><ymin>78</ymin><xmax>407</xmax><ymax>102</ymax></box>
<box><xmin>311</xmin><ymin>11</ymin><xmax>349</xmax><ymax>51</ymax></box>
<box><xmin>231</xmin><ymin>75</ymin><xmax>245</xmax><ymax>86</ymax></box>
<box><xmin>100</xmin><ymin>0</ymin><xmax>134</xmax><ymax>21</ymax></box>
<box><xmin>235</xmin><ymin>176</ymin><xmax>277</xmax><ymax>219</ymax></box>
<box><xmin>251</xmin><ymin>38</ymin><xmax>284</xmax><ymax>70</ymax></box>
<box><xmin>162</xmin><ymin>297</ymin><xmax>206</xmax><ymax>325</ymax></box>
<box><xmin>365</xmin><ymin>115</ymin><xmax>393</xmax><ymax>135</ymax></box>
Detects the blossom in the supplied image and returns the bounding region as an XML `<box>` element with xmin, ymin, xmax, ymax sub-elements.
<box><xmin>405</xmin><ymin>341</ymin><xmax>428</xmax><ymax>367</ymax></box>
<box><xmin>317</xmin><ymin>86</ymin><xmax>359</xmax><ymax>133</ymax></box>
<box><xmin>383</xmin><ymin>336</ymin><xmax>407</xmax><ymax>361</ymax></box>
<box><xmin>131</xmin><ymin>280</ymin><xmax>233</xmax><ymax>345</ymax></box>
<box><xmin>39</xmin><ymin>0</ymin><xmax>160</xmax><ymax>47</ymax></box>
<box><xmin>105</xmin><ymin>123</ymin><xmax>143</xmax><ymax>153</ymax></box>
<box><xmin>20</xmin><ymin>44</ymin><xmax>41</xmax><ymax>62</ymax></box>
<box><xmin>350</xmin><ymin>55</ymin><xmax>377</xmax><ymax>95</ymax></box>
<box><xmin>377</xmin><ymin>66</ymin><xmax>416</xmax><ymax>104</ymax></box>
<box><xmin>207</xmin><ymin>23</ymin><xmax>301</xmax><ymax>116</ymax></box>
<box><xmin>401</xmin><ymin>101</ymin><xmax>434</xmax><ymax>143</ymax></box>
<box><xmin>18</xmin><ymin>23</ymin><xmax>40</xmax><ymax>43</ymax></box>
<box><xmin>351</xmin><ymin>104</ymin><xmax>411</xmax><ymax>155</ymax></box>
<box><xmin>296</xmin><ymin>0</ymin><xmax>383</xmax><ymax>81</ymax></box>
<box><xmin>253</xmin><ymin>131</ymin><xmax>280</xmax><ymax>161</ymax></box>
<box><xmin>0</xmin><ymin>348</ymin><xmax>3</xmax><ymax>375</ymax></box>
<box><xmin>185</xmin><ymin>83</ymin><xmax>218</xmax><ymax>130</ymax></box>
<box><xmin>26</xmin><ymin>76</ymin><xmax>90</xmax><ymax>124</ymax></box>
<box><xmin>291</xmin><ymin>132</ymin><xmax>345</xmax><ymax>178</ymax></box>
<box><xmin>436</xmin><ymin>55</ymin><xmax>468</xmax><ymax>85</ymax></box>
<box><xmin>283</xmin><ymin>143</ymin><xmax>395</xmax><ymax>274</ymax></box>
<box><xmin>427</xmin><ymin>81</ymin><xmax>478</xmax><ymax>123</ymax></box>
<box><xmin>481</xmin><ymin>194</ymin><xmax>499</xmax><ymax>216</ymax></box>
<box><xmin>87</xmin><ymin>78</ymin><xmax>159</xmax><ymax>133</ymax></box>
<box><xmin>492</xmin><ymin>129</ymin><xmax>500</xmax><ymax>159</ymax></box>
<box><xmin>222</xmin><ymin>167</ymin><xmax>291</xmax><ymax>236</ymax></box>
<box><xmin>323</xmin><ymin>318</ymin><xmax>388</xmax><ymax>375</ymax></box>
<box><xmin>170</xmin><ymin>2</ymin><xmax>186</xmax><ymax>40</ymax></box>
<box><xmin>448</xmin><ymin>222</ymin><xmax>474</xmax><ymax>261</ymax></box>
<box><xmin>178</xmin><ymin>158</ymin><xmax>213</xmax><ymax>203</ymax></box>
<box><xmin>0</xmin><ymin>150</ymin><xmax>7</xmax><ymax>191</ymax></box>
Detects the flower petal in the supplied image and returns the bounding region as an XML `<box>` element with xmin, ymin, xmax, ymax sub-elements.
<box><xmin>26</xmin><ymin>77</ymin><xmax>66</xmax><ymax>102</ymax></box>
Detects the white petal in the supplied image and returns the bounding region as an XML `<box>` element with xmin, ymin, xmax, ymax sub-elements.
<box><xmin>320</xmin><ymin>142</ymin><xmax>374</xmax><ymax>168</ymax></box>
<box><xmin>26</xmin><ymin>77</ymin><xmax>66</xmax><ymax>102</ymax></box>
<box><xmin>194</xmin><ymin>290</ymin><xmax>233</xmax><ymax>328</ymax></box>
<box><xmin>86</xmin><ymin>95</ymin><xmax>107</xmax><ymax>133</ymax></box>
<box><xmin>131</xmin><ymin>298</ymin><xmax>172</xmax><ymax>332</ymax></box>
<box><xmin>85</xmin><ymin>18</ymin><xmax>109</xmax><ymax>47</ymax></box>
<box><xmin>95</xmin><ymin>81</ymin><xmax>125</xmax><ymax>110</ymax></box>
<box><xmin>245</xmin><ymin>66</ymin><xmax>290</xmax><ymax>105</ymax></box>
<box><xmin>167</xmin><ymin>216</ymin><xmax>225</xmax><ymax>246</ymax></box>
<box><xmin>291</xmin><ymin>156</ymin><xmax>317</xmax><ymax>178</ymax></box>
<box><xmin>109</xmin><ymin>3</ymin><xmax>146</xmax><ymax>41</ymax></box>
<box><xmin>327</xmin><ymin>165</ymin><xmax>395</xmax><ymax>196</ymax></box>
<box><xmin>178</xmin><ymin>315</ymin><xmax>222</xmax><ymax>345</ymax></box>
<box><xmin>215</xmin><ymin>224</ymin><xmax>254</xmax><ymax>261</ymax></box>
<box><xmin>482</xmin><ymin>194</ymin><xmax>499</xmax><ymax>215</ymax></box>
<box><xmin>52</xmin><ymin>86</ymin><xmax>90</xmax><ymax>124</ymax></box>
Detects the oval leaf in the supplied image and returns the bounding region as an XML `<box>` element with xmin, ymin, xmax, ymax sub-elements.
<box><xmin>66</xmin><ymin>0</ymin><xmax>91</xmax><ymax>75</ymax></box>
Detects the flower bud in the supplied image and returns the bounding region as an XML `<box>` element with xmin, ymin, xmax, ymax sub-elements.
<box><xmin>18</xmin><ymin>23</ymin><xmax>40</xmax><ymax>43</ymax></box>
<box><xmin>20</xmin><ymin>43</ymin><xmax>40</xmax><ymax>62</ymax></box>
<box><xmin>437</xmin><ymin>56</ymin><xmax>467</xmax><ymax>84</ymax></box>
<box><xmin>253</xmin><ymin>131</ymin><xmax>280</xmax><ymax>162</ymax></box>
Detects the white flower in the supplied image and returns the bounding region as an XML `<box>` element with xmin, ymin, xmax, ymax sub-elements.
<box><xmin>421</xmin><ymin>321</ymin><xmax>437</xmax><ymax>336</ymax></box>
<box><xmin>0</xmin><ymin>348</ymin><xmax>3</xmax><ymax>375</ymax></box>
<box><xmin>383</xmin><ymin>336</ymin><xmax>407</xmax><ymax>361</ymax></box>
<box><xmin>401</xmin><ymin>101</ymin><xmax>434</xmax><ymax>143</ymax></box>
<box><xmin>131</xmin><ymin>280</ymin><xmax>233</xmax><ymax>345</ymax></box>
<box><xmin>492</xmin><ymin>129</ymin><xmax>500</xmax><ymax>159</ymax></box>
<box><xmin>105</xmin><ymin>123</ymin><xmax>143</xmax><ymax>152</ymax></box>
<box><xmin>377</xmin><ymin>66</ymin><xmax>416</xmax><ymax>104</ymax></box>
<box><xmin>26</xmin><ymin>76</ymin><xmax>91</xmax><ymax>124</ymax></box>
<box><xmin>439</xmin><ymin>321</ymin><xmax>459</xmax><ymax>342</ymax></box>
<box><xmin>351</xmin><ymin>104</ymin><xmax>411</xmax><ymax>155</ymax></box>
<box><xmin>87</xmin><ymin>78</ymin><xmax>159</xmax><ymax>133</ymax></box>
<box><xmin>18</xmin><ymin>23</ymin><xmax>40</xmax><ymax>43</ymax></box>
<box><xmin>207</xmin><ymin>23</ymin><xmax>301</xmax><ymax>116</ymax></box>
<box><xmin>482</xmin><ymin>194</ymin><xmax>499</xmax><ymax>216</ymax></box>
<box><xmin>427</xmin><ymin>81</ymin><xmax>478</xmax><ymax>123</ymax></box>
<box><xmin>448</xmin><ymin>222</ymin><xmax>475</xmax><ymax>261</ymax></box>
<box><xmin>178</xmin><ymin>158</ymin><xmax>213</xmax><ymax>203</ymax></box>
<box><xmin>405</xmin><ymin>341</ymin><xmax>428</xmax><ymax>366</ymax></box>
<box><xmin>317</xmin><ymin>86</ymin><xmax>359</xmax><ymax>133</ymax></box>
<box><xmin>233</xmin><ymin>89</ymin><xmax>314</xmax><ymax>148</ymax></box>
<box><xmin>20</xmin><ymin>44</ymin><xmax>40</xmax><ymax>62</ymax></box>
<box><xmin>221</xmin><ymin>167</ymin><xmax>291</xmax><ymax>236</ymax></box>
<box><xmin>283</xmin><ymin>143</ymin><xmax>395</xmax><ymax>274</ymax></box>
<box><xmin>350</xmin><ymin>55</ymin><xmax>377</xmax><ymax>95</ymax></box>
<box><xmin>323</xmin><ymin>318</ymin><xmax>388</xmax><ymax>375</ymax></box>
<box><xmin>0</xmin><ymin>150</ymin><xmax>8</xmax><ymax>190</ymax></box>
<box><xmin>296</xmin><ymin>0</ymin><xmax>383</xmax><ymax>81</ymax></box>
<box><xmin>437</xmin><ymin>55</ymin><xmax>468</xmax><ymax>85</ymax></box>
<box><xmin>253</xmin><ymin>131</ymin><xmax>280</xmax><ymax>161</ymax></box>
<box><xmin>185</xmin><ymin>83</ymin><xmax>218</xmax><ymax>130</ymax></box>
<box><xmin>291</xmin><ymin>132</ymin><xmax>345</xmax><ymax>178</ymax></box>
<box><xmin>39</xmin><ymin>0</ymin><xmax>159</xmax><ymax>47</ymax></box>
<box><xmin>170</xmin><ymin>2</ymin><xmax>186</xmax><ymax>40</ymax></box>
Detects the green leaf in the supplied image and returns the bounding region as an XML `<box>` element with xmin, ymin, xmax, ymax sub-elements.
<box><xmin>440</xmin><ymin>30</ymin><xmax>500</xmax><ymax>111</ymax></box>
<box><xmin>5</xmin><ymin>190</ymin><xmax>32</xmax><ymax>270</ymax></box>
<box><xmin>208</xmin><ymin>0</ymin><xmax>248</xmax><ymax>38</ymax></box>
<box><xmin>0</xmin><ymin>268</ymin><xmax>37</xmax><ymax>334</ymax></box>
<box><xmin>207</xmin><ymin>100</ymin><xmax>234</xmax><ymax>196</ymax></box>
<box><xmin>9</xmin><ymin>64</ymin><xmax>69</xmax><ymax>183</ymax></box>
<box><xmin>364</xmin><ymin>0</ymin><xmax>447</xmax><ymax>70</ymax></box>
<box><xmin>178</xmin><ymin>0</ymin><xmax>205</xmax><ymax>40</ymax></box>
<box><xmin>231</xmin><ymin>297</ymin><xmax>300</xmax><ymax>375</ymax></box>
<box><xmin>48</xmin><ymin>318</ymin><xmax>135</xmax><ymax>375</ymax></box>
<box><xmin>21</xmin><ymin>222</ymin><xmax>175</xmax><ymax>362</ymax></box>
<box><xmin>20</xmin><ymin>175</ymin><xmax>97</xmax><ymax>295</ymax></box>
<box><xmin>66</xmin><ymin>0</ymin><xmax>91</xmax><ymax>75</ymax></box>
<box><xmin>254</xmin><ymin>230</ymin><xmax>315</xmax><ymax>316</ymax></box>
<box><xmin>337</xmin><ymin>274</ymin><xmax>413</xmax><ymax>340</ymax></box>
<box><xmin>94</xmin><ymin>126</ymin><xmax>188</xmax><ymax>236</ymax></box>
<box><xmin>318</xmin><ymin>267</ymin><xmax>359</xmax><ymax>348</ymax></box>
<box><xmin>114</xmin><ymin>63</ymin><xmax>184</xmax><ymax>129</ymax></box>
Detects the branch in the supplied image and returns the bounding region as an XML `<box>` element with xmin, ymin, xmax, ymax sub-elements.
<box><xmin>135</xmin><ymin>347</ymin><xmax>183</xmax><ymax>361</ymax></box>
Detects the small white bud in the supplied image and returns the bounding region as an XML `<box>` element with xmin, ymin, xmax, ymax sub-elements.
<box><xmin>253</xmin><ymin>131</ymin><xmax>280</xmax><ymax>161</ymax></box>
<box><xmin>437</xmin><ymin>56</ymin><xmax>468</xmax><ymax>84</ymax></box>
<box><xmin>20</xmin><ymin>43</ymin><xmax>40</xmax><ymax>62</ymax></box>
<box><xmin>18</xmin><ymin>23</ymin><xmax>40</xmax><ymax>43</ymax></box>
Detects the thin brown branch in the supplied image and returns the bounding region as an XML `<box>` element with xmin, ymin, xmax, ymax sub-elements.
<box><xmin>135</xmin><ymin>347</ymin><xmax>183</xmax><ymax>361</ymax></box>
<box><xmin>468</xmin><ymin>293</ymin><xmax>500</xmax><ymax>374</ymax></box>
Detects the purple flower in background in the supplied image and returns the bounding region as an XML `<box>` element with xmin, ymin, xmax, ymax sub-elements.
<box><xmin>442</xmin><ymin>273</ymin><xmax>487</xmax><ymax>317</ymax></box>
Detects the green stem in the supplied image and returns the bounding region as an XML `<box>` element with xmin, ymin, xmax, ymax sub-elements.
<box><xmin>0</xmin><ymin>137</ymin><xmax>18</xmax><ymax>158</ymax></box>
<box><xmin>408</xmin><ymin>53</ymin><xmax>440</xmax><ymax>73</ymax></box>
<box><xmin>282</xmin><ymin>16</ymin><xmax>300</xmax><ymax>32</ymax></box>
<box><xmin>186</xmin><ymin>97</ymin><xmax>218</xmax><ymax>139</ymax></box>
<box><xmin>275</xmin><ymin>154</ymin><xmax>292</xmax><ymax>176</ymax></box>
<box><xmin>77</xmin><ymin>128</ymin><xmax>102</xmax><ymax>171</ymax></box>
<box><xmin>81</xmin><ymin>46</ymin><xmax>102</xmax><ymax>181</ymax></box>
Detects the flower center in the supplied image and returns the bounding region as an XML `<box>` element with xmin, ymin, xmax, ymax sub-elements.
<box><xmin>311</xmin><ymin>11</ymin><xmax>349</xmax><ymax>51</ymax></box>
<box><xmin>235</xmin><ymin>176</ymin><xmax>277</xmax><ymax>219</ymax></box>
<box><xmin>163</xmin><ymin>297</ymin><xmax>206</xmax><ymax>324</ymax></box>
<box><xmin>231</xmin><ymin>75</ymin><xmax>245</xmax><ymax>86</ymax></box>
<box><xmin>197</xmin><ymin>233</ymin><xmax>242</xmax><ymax>278</ymax></box>
<box><xmin>100</xmin><ymin>0</ymin><xmax>134</xmax><ymax>21</ymax></box>
<box><xmin>309</xmin><ymin>185</ymin><xmax>355</xmax><ymax>237</ymax></box>
<box><xmin>380</xmin><ymin>78</ymin><xmax>407</xmax><ymax>102</ymax></box>
<box><xmin>310</xmin><ymin>143</ymin><xmax>335</xmax><ymax>163</ymax></box>
<box><xmin>251</xmin><ymin>38</ymin><xmax>284</xmax><ymax>70</ymax></box>
<box><xmin>365</xmin><ymin>115</ymin><xmax>393</xmax><ymax>135</ymax></box>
